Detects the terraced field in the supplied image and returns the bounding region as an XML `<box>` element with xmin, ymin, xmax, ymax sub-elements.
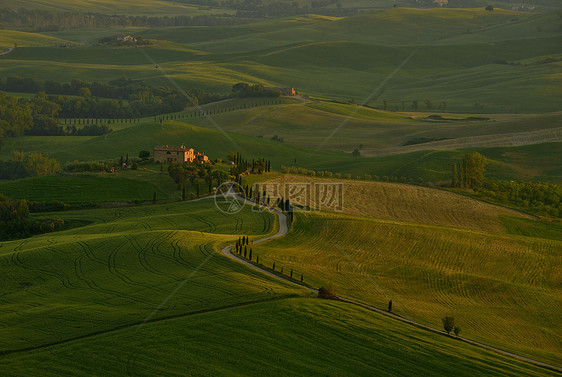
<box><xmin>1</xmin><ymin>299</ymin><xmax>557</xmax><ymax>377</ymax></box>
<box><xmin>263</xmin><ymin>175</ymin><xmax>531</xmax><ymax>232</ymax></box>
<box><xmin>0</xmin><ymin>200</ymin><xmax>308</xmax><ymax>353</ymax></box>
<box><xmin>253</xmin><ymin>211</ymin><xmax>562</xmax><ymax>365</ymax></box>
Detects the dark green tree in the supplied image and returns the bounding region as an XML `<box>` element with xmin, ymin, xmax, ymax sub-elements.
<box><xmin>452</xmin><ymin>164</ymin><xmax>458</xmax><ymax>187</ymax></box>
<box><xmin>442</xmin><ymin>317</ymin><xmax>455</xmax><ymax>335</ymax></box>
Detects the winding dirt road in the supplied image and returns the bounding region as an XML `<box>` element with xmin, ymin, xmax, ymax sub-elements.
<box><xmin>221</xmin><ymin>196</ymin><xmax>562</xmax><ymax>374</ymax></box>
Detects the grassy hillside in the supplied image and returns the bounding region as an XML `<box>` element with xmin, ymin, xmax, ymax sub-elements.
<box><xmin>1</xmin><ymin>116</ymin><xmax>560</xmax><ymax>183</ymax></box>
<box><xmin>1</xmin><ymin>299</ymin><xmax>557</xmax><ymax>376</ymax></box>
<box><xmin>189</xmin><ymin>100</ymin><xmax>562</xmax><ymax>152</ymax></box>
<box><xmin>0</xmin><ymin>120</ymin><xmax>352</xmax><ymax>167</ymax></box>
<box><xmin>0</xmin><ymin>30</ymin><xmax>69</xmax><ymax>48</ymax></box>
<box><xmin>0</xmin><ymin>200</ymin><xmax>308</xmax><ymax>352</ymax></box>
<box><xmin>254</xmin><ymin>211</ymin><xmax>562</xmax><ymax>364</ymax></box>
<box><xmin>0</xmin><ymin>173</ymin><xmax>174</xmax><ymax>203</ymax></box>
<box><xmin>263</xmin><ymin>175</ymin><xmax>531</xmax><ymax>232</ymax></box>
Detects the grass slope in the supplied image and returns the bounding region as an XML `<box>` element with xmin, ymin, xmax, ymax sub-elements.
<box><xmin>0</xmin><ymin>30</ymin><xmax>69</xmax><ymax>48</ymax></box>
<box><xmin>263</xmin><ymin>175</ymin><xmax>530</xmax><ymax>232</ymax></box>
<box><xmin>1</xmin><ymin>299</ymin><xmax>556</xmax><ymax>376</ymax></box>
<box><xmin>0</xmin><ymin>200</ymin><xmax>308</xmax><ymax>352</ymax></box>
<box><xmin>254</xmin><ymin>211</ymin><xmax>562</xmax><ymax>364</ymax></box>
<box><xmin>0</xmin><ymin>173</ymin><xmax>172</xmax><ymax>203</ymax></box>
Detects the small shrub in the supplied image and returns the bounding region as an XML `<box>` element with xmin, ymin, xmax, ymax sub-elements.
<box><xmin>318</xmin><ymin>285</ymin><xmax>337</xmax><ymax>299</ymax></box>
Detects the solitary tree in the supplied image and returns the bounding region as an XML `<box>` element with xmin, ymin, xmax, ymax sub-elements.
<box><xmin>352</xmin><ymin>148</ymin><xmax>361</xmax><ymax>157</ymax></box>
<box><xmin>485</xmin><ymin>5</ymin><xmax>494</xmax><ymax>11</ymax></box>
<box><xmin>454</xmin><ymin>326</ymin><xmax>461</xmax><ymax>336</ymax></box>
<box><xmin>388</xmin><ymin>300</ymin><xmax>393</xmax><ymax>312</ymax></box>
<box><xmin>442</xmin><ymin>316</ymin><xmax>455</xmax><ymax>335</ymax></box>
<box><xmin>462</xmin><ymin>152</ymin><xmax>487</xmax><ymax>189</ymax></box>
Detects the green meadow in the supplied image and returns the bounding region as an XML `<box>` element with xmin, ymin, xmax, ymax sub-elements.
<box><xmin>1</xmin><ymin>299</ymin><xmax>557</xmax><ymax>377</ymax></box>
<box><xmin>0</xmin><ymin>173</ymin><xmax>170</xmax><ymax>203</ymax></box>
<box><xmin>0</xmin><ymin>200</ymin><xmax>307</xmax><ymax>353</ymax></box>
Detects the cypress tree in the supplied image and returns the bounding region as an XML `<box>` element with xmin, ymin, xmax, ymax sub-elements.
<box><xmin>244</xmin><ymin>246</ymin><xmax>247</xmax><ymax>258</ymax></box>
<box><xmin>272</xmin><ymin>261</ymin><xmax>276</xmax><ymax>270</ymax></box>
<box><xmin>152</xmin><ymin>191</ymin><xmax>157</xmax><ymax>204</ymax></box>
<box><xmin>249</xmin><ymin>248</ymin><xmax>252</xmax><ymax>261</ymax></box>
<box><xmin>280</xmin><ymin>267</ymin><xmax>283</xmax><ymax>274</ymax></box>
<box><xmin>290</xmin><ymin>269</ymin><xmax>293</xmax><ymax>278</ymax></box>
<box><xmin>459</xmin><ymin>163</ymin><xmax>465</xmax><ymax>188</ymax></box>
<box><xmin>256</xmin><ymin>255</ymin><xmax>259</xmax><ymax>264</ymax></box>
<box><xmin>300</xmin><ymin>274</ymin><xmax>303</xmax><ymax>282</ymax></box>
<box><xmin>452</xmin><ymin>164</ymin><xmax>458</xmax><ymax>187</ymax></box>
<box><xmin>388</xmin><ymin>300</ymin><xmax>393</xmax><ymax>312</ymax></box>
<box><xmin>182</xmin><ymin>186</ymin><xmax>186</xmax><ymax>201</ymax></box>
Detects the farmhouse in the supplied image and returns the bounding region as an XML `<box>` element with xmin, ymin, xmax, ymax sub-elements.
<box><xmin>118</xmin><ymin>34</ymin><xmax>137</xmax><ymax>43</ymax></box>
<box><xmin>153</xmin><ymin>145</ymin><xmax>208</xmax><ymax>163</ymax></box>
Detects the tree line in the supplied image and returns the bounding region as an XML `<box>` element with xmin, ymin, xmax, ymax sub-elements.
<box><xmin>479</xmin><ymin>180</ymin><xmax>562</xmax><ymax>219</ymax></box>
<box><xmin>0</xmin><ymin>76</ymin><xmax>223</xmax><ymax>104</ymax></box>
<box><xmin>232</xmin><ymin>83</ymin><xmax>281</xmax><ymax>98</ymax></box>
<box><xmin>228</xmin><ymin>152</ymin><xmax>272</xmax><ymax>177</ymax></box>
<box><xmin>0</xmin><ymin>194</ymin><xmax>66</xmax><ymax>241</ymax></box>
<box><xmin>0</xmin><ymin>151</ymin><xmax>60</xmax><ymax>180</ymax></box>
<box><xmin>450</xmin><ymin>152</ymin><xmax>562</xmax><ymax>218</ymax></box>
<box><xmin>0</xmin><ymin>8</ymin><xmax>248</xmax><ymax>32</ymax></box>
<box><xmin>0</xmin><ymin>91</ymin><xmax>114</xmax><ymax>137</ymax></box>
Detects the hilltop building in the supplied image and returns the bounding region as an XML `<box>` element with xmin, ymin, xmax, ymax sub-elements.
<box><xmin>153</xmin><ymin>145</ymin><xmax>208</xmax><ymax>163</ymax></box>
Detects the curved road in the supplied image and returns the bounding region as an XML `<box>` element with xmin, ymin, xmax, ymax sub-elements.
<box><xmin>221</xmin><ymin>196</ymin><xmax>562</xmax><ymax>374</ymax></box>
<box><xmin>0</xmin><ymin>48</ymin><xmax>14</xmax><ymax>57</ymax></box>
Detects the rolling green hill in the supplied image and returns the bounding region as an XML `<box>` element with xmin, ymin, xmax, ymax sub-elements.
<box><xmin>0</xmin><ymin>200</ymin><xmax>307</xmax><ymax>353</ymax></box>
<box><xmin>0</xmin><ymin>8</ymin><xmax>560</xmax><ymax>112</ymax></box>
<box><xmin>1</xmin><ymin>299</ymin><xmax>557</xmax><ymax>376</ymax></box>
<box><xmin>1</xmin><ymin>115</ymin><xmax>560</xmax><ymax>183</ymax></box>
<box><xmin>254</xmin><ymin>210</ymin><xmax>562</xmax><ymax>365</ymax></box>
